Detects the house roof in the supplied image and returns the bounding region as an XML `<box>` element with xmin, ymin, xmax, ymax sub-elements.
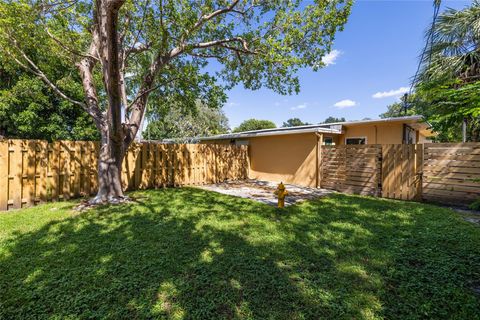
<box><xmin>197</xmin><ymin>115</ymin><xmax>432</xmax><ymax>141</ymax></box>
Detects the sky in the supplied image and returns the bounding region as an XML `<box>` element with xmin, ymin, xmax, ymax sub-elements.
<box><xmin>222</xmin><ymin>0</ymin><xmax>471</xmax><ymax>129</ymax></box>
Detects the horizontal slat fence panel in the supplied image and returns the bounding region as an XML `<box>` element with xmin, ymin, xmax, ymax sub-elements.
<box><xmin>423</xmin><ymin>143</ymin><xmax>480</xmax><ymax>205</ymax></box>
<box><xmin>321</xmin><ymin>145</ymin><xmax>382</xmax><ymax>196</ymax></box>
<box><xmin>0</xmin><ymin>140</ymin><xmax>248</xmax><ymax>211</ymax></box>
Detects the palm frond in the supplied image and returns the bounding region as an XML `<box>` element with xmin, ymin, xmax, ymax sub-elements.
<box><xmin>417</xmin><ymin>2</ymin><xmax>480</xmax><ymax>83</ymax></box>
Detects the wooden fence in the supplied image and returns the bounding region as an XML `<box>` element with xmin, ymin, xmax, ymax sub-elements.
<box><xmin>382</xmin><ymin>144</ymin><xmax>423</xmax><ymax>201</ymax></box>
<box><xmin>423</xmin><ymin>143</ymin><xmax>480</xmax><ymax>205</ymax></box>
<box><xmin>321</xmin><ymin>143</ymin><xmax>480</xmax><ymax>205</ymax></box>
<box><xmin>321</xmin><ymin>145</ymin><xmax>382</xmax><ymax>196</ymax></box>
<box><xmin>1</xmin><ymin>139</ymin><xmax>479</xmax><ymax>211</ymax></box>
<box><xmin>0</xmin><ymin>140</ymin><xmax>248</xmax><ymax>211</ymax></box>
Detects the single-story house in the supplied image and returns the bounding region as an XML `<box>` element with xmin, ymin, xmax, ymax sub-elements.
<box><xmin>197</xmin><ymin>116</ymin><xmax>434</xmax><ymax>187</ymax></box>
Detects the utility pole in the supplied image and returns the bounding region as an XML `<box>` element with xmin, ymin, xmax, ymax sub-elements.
<box><xmin>402</xmin><ymin>93</ymin><xmax>408</xmax><ymax>115</ymax></box>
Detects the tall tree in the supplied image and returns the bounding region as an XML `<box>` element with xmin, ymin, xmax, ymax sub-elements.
<box><xmin>379</xmin><ymin>102</ymin><xmax>417</xmax><ymax>119</ymax></box>
<box><xmin>322</xmin><ymin>116</ymin><xmax>346</xmax><ymax>124</ymax></box>
<box><xmin>413</xmin><ymin>1</ymin><xmax>480</xmax><ymax>141</ymax></box>
<box><xmin>144</xmin><ymin>102</ymin><xmax>229</xmax><ymax>141</ymax></box>
<box><xmin>282</xmin><ymin>118</ymin><xmax>310</xmax><ymax>127</ymax></box>
<box><xmin>0</xmin><ymin>0</ymin><xmax>352</xmax><ymax>203</ymax></box>
<box><xmin>233</xmin><ymin>119</ymin><xmax>276</xmax><ymax>132</ymax></box>
<box><xmin>0</xmin><ymin>60</ymin><xmax>98</xmax><ymax>141</ymax></box>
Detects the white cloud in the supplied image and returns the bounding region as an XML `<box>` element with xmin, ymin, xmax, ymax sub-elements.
<box><xmin>322</xmin><ymin>50</ymin><xmax>342</xmax><ymax>66</ymax></box>
<box><xmin>334</xmin><ymin>99</ymin><xmax>356</xmax><ymax>108</ymax></box>
<box><xmin>372</xmin><ymin>87</ymin><xmax>409</xmax><ymax>99</ymax></box>
<box><xmin>226</xmin><ymin>102</ymin><xmax>240</xmax><ymax>107</ymax></box>
<box><xmin>274</xmin><ymin>101</ymin><xmax>281</xmax><ymax>107</ymax></box>
<box><xmin>290</xmin><ymin>103</ymin><xmax>308</xmax><ymax>111</ymax></box>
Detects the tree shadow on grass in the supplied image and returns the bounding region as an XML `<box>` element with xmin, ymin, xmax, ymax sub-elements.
<box><xmin>0</xmin><ymin>188</ymin><xmax>479</xmax><ymax>319</ymax></box>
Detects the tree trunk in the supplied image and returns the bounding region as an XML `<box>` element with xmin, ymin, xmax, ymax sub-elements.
<box><xmin>91</xmin><ymin>125</ymin><xmax>126</xmax><ymax>204</ymax></box>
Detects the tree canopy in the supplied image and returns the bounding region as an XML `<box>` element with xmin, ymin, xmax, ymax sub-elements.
<box><xmin>233</xmin><ymin>119</ymin><xmax>276</xmax><ymax>132</ymax></box>
<box><xmin>0</xmin><ymin>0</ymin><xmax>352</xmax><ymax>202</ymax></box>
<box><xmin>144</xmin><ymin>102</ymin><xmax>229</xmax><ymax>141</ymax></box>
<box><xmin>0</xmin><ymin>57</ymin><xmax>98</xmax><ymax>141</ymax></box>
<box><xmin>282</xmin><ymin>118</ymin><xmax>311</xmax><ymax>127</ymax></box>
<box><xmin>322</xmin><ymin>116</ymin><xmax>346</xmax><ymax>124</ymax></box>
<box><xmin>412</xmin><ymin>1</ymin><xmax>480</xmax><ymax>141</ymax></box>
<box><xmin>379</xmin><ymin>102</ymin><xmax>417</xmax><ymax>119</ymax></box>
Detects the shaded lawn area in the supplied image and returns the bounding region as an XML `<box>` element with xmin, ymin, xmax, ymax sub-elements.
<box><xmin>0</xmin><ymin>189</ymin><xmax>479</xmax><ymax>320</ymax></box>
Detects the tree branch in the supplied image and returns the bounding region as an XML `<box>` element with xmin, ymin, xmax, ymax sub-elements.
<box><xmin>124</xmin><ymin>0</ymin><xmax>248</xmax><ymax>144</ymax></box>
<box><xmin>8</xmin><ymin>39</ymin><xmax>87</xmax><ymax>109</ymax></box>
<box><xmin>192</xmin><ymin>0</ymin><xmax>241</xmax><ymax>31</ymax></box>
<box><xmin>191</xmin><ymin>37</ymin><xmax>256</xmax><ymax>54</ymax></box>
<box><xmin>45</xmin><ymin>28</ymin><xmax>100</xmax><ymax>61</ymax></box>
<box><xmin>127</xmin><ymin>75</ymin><xmax>182</xmax><ymax>111</ymax></box>
<box><xmin>77</xmin><ymin>29</ymin><xmax>104</xmax><ymax>123</ymax></box>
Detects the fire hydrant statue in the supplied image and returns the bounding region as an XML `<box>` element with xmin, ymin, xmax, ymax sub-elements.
<box><xmin>274</xmin><ymin>182</ymin><xmax>288</xmax><ymax>208</ymax></box>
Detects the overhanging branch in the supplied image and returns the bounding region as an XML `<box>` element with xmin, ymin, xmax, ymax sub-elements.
<box><xmin>8</xmin><ymin>39</ymin><xmax>87</xmax><ymax>109</ymax></box>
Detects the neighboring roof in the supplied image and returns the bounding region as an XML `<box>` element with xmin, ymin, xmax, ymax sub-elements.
<box><xmin>197</xmin><ymin>115</ymin><xmax>431</xmax><ymax>141</ymax></box>
<box><xmin>195</xmin><ymin>126</ymin><xmax>342</xmax><ymax>141</ymax></box>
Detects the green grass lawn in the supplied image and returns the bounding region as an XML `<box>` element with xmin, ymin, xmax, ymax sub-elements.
<box><xmin>0</xmin><ymin>188</ymin><xmax>479</xmax><ymax>319</ymax></box>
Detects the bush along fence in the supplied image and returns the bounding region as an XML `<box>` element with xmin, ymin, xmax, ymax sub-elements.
<box><xmin>0</xmin><ymin>140</ymin><xmax>248</xmax><ymax>211</ymax></box>
<box><xmin>320</xmin><ymin>142</ymin><xmax>480</xmax><ymax>205</ymax></box>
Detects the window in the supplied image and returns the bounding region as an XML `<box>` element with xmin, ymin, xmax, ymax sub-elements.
<box><xmin>403</xmin><ymin>125</ymin><xmax>416</xmax><ymax>144</ymax></box>
<box><xmin>345</xmin><ymin>137</ymin><xmax>366</xmax><ymax>145</ymax></box>
<box><xmin>323</xmin><ymin>137</ymin><xmax>333</xmax><ymax>145</ymax></box>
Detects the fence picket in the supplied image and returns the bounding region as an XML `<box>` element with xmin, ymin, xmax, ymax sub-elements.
<box><xmin>0</xmin><ymin>139</ymin><xmax>248</xmax><ymax>211</ymax></box>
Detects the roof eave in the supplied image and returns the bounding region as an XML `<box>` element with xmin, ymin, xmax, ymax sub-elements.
<box><xmin>198</xmin><ymin>127</ymin><xmax>342</xmax><ymax>141</ymax></box>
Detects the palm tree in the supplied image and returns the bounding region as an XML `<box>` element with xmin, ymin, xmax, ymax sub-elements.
<box><xmin>413</xmin><ymin>1</ymin><xmax>480</xmax><ymax>142</ymax></box>
<box><xmin>418</xmin><ymin>1</ymin><xmax>480</xmax><ymax>83</ymax></box>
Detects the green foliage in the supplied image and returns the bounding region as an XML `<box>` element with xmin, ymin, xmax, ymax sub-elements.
<box><xmin>413</xmin><ymin>80</ymin><xmax>480</xmax><ymax>142</ymax></box>
<box><xmin>322</xmin><ymin>116</ymin><xmax>346</xmax><ymax>124</ymax></box>
<box><xmin>419</xmin><ymin>2</ymin><xmax>480</xmax><ymax>84</ymax></box>
<box><xmin>282</xmin><ymin>118</ymin><xmax>311</xmax><ymax>127</ymax></box>
<box><xmin>144</xmin><ymin>102</ymin><xmax>229</xmax><ymax>141</ymax></box>
<box><xmin>413</xmin><ymin>2</ymin><xmax>480</xmax><ymax>142</ymax></box>
<box><xmin>0</xmin><ymin>189</ymin><xmax>479</xmax><ymax>319</ymax></box>
<box><xmin>0</xmin><ymin>0</ymin><xmax>353</xmax><ymax>133</ymax></box>
<box><xmin>470</xmin><ymin>199</ymin><xmax>480</xmax><ymax>211</ymax></box>
<box><xmin>0</xmin><ymin>53</ymin><xmax>98</xmax><ymax>141</ymax></box>
<box><xmin>233</xmin><ymin>119</ymin><xmax>276</xmax><ymax>132</ymax></box>
<box><xmin>379</xmin><ymin>102</ymin><xmax>417</xmax><ymax>119</ymax></box>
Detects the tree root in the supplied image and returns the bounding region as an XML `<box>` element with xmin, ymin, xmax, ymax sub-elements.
<box><xmin>74</xmin><ymin>195</ymin><xmax>132</xmax><ymax>212</ymax></box>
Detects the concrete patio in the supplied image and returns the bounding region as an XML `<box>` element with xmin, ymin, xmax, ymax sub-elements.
<box><xmin>199</xmin><ymin>179</ymin><xmax>333</xmax><ymax>206</ymax></box>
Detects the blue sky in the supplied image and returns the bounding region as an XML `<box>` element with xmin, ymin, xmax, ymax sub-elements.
<box><xmin>222</xmin><ymin>0</ymin><xmax>471</xmax><ymax>129</ymax></box>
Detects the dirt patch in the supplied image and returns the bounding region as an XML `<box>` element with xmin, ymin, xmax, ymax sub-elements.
<box><xmin>199</xmin><ymin>179</ymin><xmax>332</xmax><ymax>206</ymax></box>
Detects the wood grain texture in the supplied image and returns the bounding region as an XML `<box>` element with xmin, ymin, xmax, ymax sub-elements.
<box><xmin>0</xmin><ymin>140</ymin><xmax>248</xmax><ymax>211</ymax></box>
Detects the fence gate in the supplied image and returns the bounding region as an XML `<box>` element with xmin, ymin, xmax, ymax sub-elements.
<box><xmin>321</xmin><ymin>145</ymin><xmax>382</xmax><ymax>196</ymax></box>
<box><xmin>381</xmin><ymin>144</ymin><xmax>423</xmax><ymax>201</ymax></box>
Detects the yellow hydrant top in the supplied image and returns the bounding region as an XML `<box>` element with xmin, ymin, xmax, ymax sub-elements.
<box><xmin>274</xmin><ymin>182</ymin><xmax>288</xmax><ymax>208</ymax></box>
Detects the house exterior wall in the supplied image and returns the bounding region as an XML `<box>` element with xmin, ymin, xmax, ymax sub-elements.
<box><xmin>418</xmin><ymin>132</ymin><xmax>432</xmax><ymax>143</ymax></box>
<box><xmin>247</xmin><ymin>133</ymin><xmax>318</xmax><ymax>187</ymax></box>
<box><xmin>338</xmin><ymin>123</ymin><xmax>405</xmax><ymax>145</ymax></box>
<box><xmin>200</xmin><ymin>133</ymin><xmax>318</xmax><ymax>187</ymax></box>
<box><xmin>199</xmin><ymin>121</ymin><xmax>427</xmax><ymax>187</ymax></box>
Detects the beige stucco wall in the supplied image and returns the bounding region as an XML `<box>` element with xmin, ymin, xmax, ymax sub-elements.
<box><xmin>200</xmin><ymin>133</ymin><xmax>319</xmax><ymax>187</ymax></box>
<box><xmin>199</xmin><ymin>123</ymin><xmax>426</xmax><ymax>187</ymax></box>
<box><xmin>248</xmin><ymin>133</ymin><xmax>318</xmax><ymax>187</ymax></box>
<box><xmin>418</xmin><ymin>132</ymin><xmax>432</xmax><ymax>143</ymax></box>
<box><xmin>338</xmin><ymin>123</ymin><xmax>404</xmax><ymax>145</ymax></box>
